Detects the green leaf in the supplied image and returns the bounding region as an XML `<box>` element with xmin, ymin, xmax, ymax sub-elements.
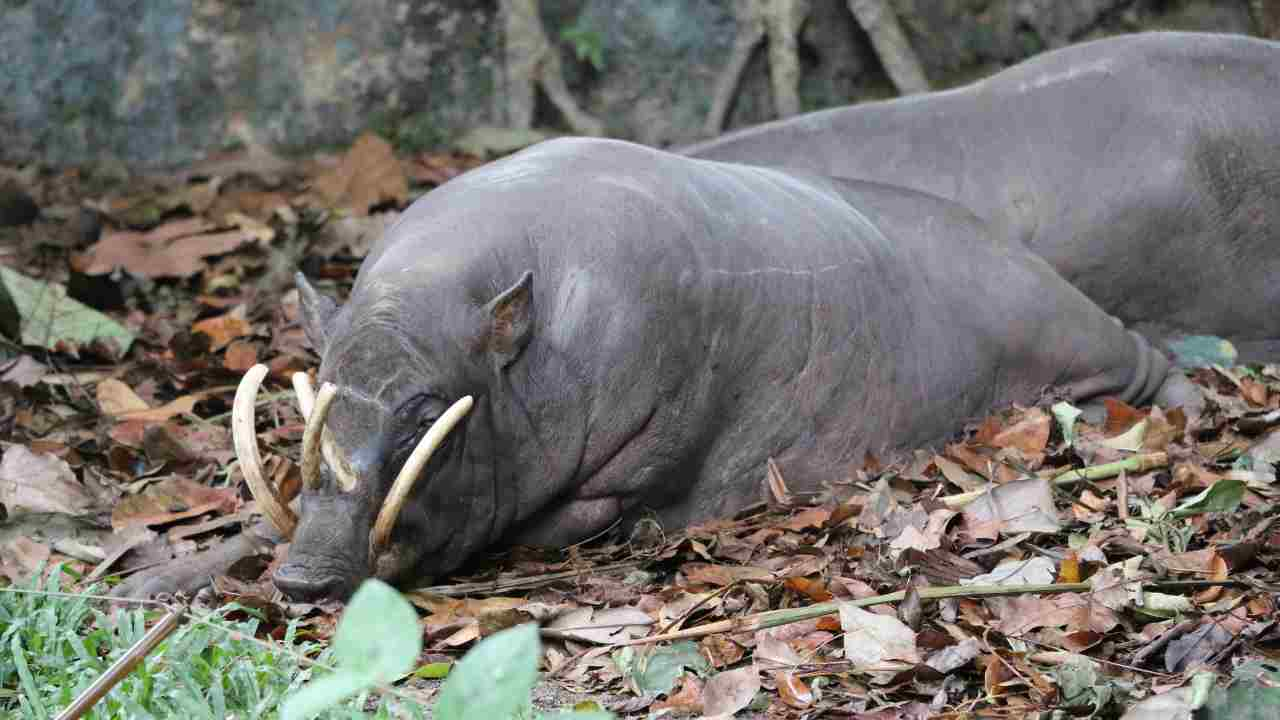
<box><xmin>281</xmin><ymin>579</ymin><xmax>421</xmax><ymax>720</ymax></box>
<box><xmin>281</xmin><ymin>670</ymin><xmax>374</xmax><ymax>720</ymax></box>
<box><xmin>630</xmin><ymin>641</ymin><xmax>710</xmax><ymax>696</ymax></box>
<box><xmin>412</xmin><ymin>661</ymin><xmax>452</xmax><ymax>679</ymax></box>
<box><xmin>1170</xmin><ymin>479</ymin><xmax>1245</xmax><ymax>519</ymax></box>
<box><xmin>0</xmin><ymin>266</ymin><xmax>135</xmax><ymax>359</ymax></box>
<box><xmin>434</xmin><ymin>623</ymin><xmax>541</xmax><ymax>720</ymax></box>
<box><xmin>1053</xmin><ymin>401</ymin><xmax>1083</xmax><ymax>446</ymax></box>
<box><xmin>1166</xmin><ymin>335</ymin><xmax>1238</xmax><ymax>369</ymax></box>
<box><xmin>1202</xmin><ymin>661</ymin><xmax>1280</xmax><ymax>719</ymax></box>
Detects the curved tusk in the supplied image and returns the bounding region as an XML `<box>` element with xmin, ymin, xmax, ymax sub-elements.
<box><xmin>233</xmin><ymin>363</ymin><xmax>297</xmax><ymax>537</ymax></box>
<box><xmin>300</xmin><ymin>383</ymin><xmax>338</xmax><ymax>490</ymax></box>
<box><xmin>325</xmin><ymin>434</ymin><xmax>360</xmax><ymax>493</ymax></box>
<box><xmin>291</xmin><ymin>371</ymin><xmax>316</xmax><ymax>420</ymax></box>
<box><xmin>369</xmin><ymin>395</ymin><xmax>474</xmax><ymax>556</ymax></box>
<box><xmin>290</xmin><ymin>371</ymin><xmax>356</xmax><ymax>491</ymax></box>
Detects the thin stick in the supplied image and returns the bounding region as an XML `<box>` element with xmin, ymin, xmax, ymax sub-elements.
<box><xmin>613</xmin><ymin>578</ymin><xmax>1241</xmax><ymax>647</ymax></box>
<box><xmin>411</xmin><ymin>560</ymin><xmax>646</xmax><ymax>597</ymax></box>
<box><xmin>55</xmin><ymin>607</ymin><xmax>184</xmax><ymax>720</ymax></box>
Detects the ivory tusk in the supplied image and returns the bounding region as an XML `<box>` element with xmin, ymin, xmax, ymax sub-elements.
<box><xmin>300</xmin><ymin>383</ymin><xmax>338</xmax><ymax>490</ymax></box>
<box><xmin>291</xmin><ymin>371</ymin><xmax>316</xmax><ymax>419</ymax></box>
<box><xmin>323</xmin><ymin>431</ymin><xmax>360</xmax><ymax>493</ymax></box>
<box><xmin>233</xmin><ymin>364</ymin><xmax>297</xmax><ymax>537</ymax></box>
<box><xmin>369</xmin><ymin>395</ymin><xmax>474</xmax><ymax>556</ymax></box>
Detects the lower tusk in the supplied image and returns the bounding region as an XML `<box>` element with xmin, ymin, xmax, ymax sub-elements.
<box><xmin>300</xmin><ymin>383</ymin><xmax>337</xmax><ymax>490</ymax></box>
<box><xmin>233</xmin><ymin>364</ymin><xmax>298</xmax><ymax>538</ymax></box>
<box><xmin>291</xmin><ymin>372</ymin><xmax>316</xmax><ymax>420</ymax></box>
<box><xmin>369</xmin><ymin>395</ymin><xmax>474</xmax><ymax>556</ymax></box>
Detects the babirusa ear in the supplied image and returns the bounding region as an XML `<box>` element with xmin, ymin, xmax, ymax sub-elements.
<box><xmin>295</xmin><ymin>271</ymin><xmax>339</xmax><ymax>355</ymax></box>
<box><xmin>483</xmin><ymin>271</ymin><xmax>534</xmax><ymax>366</ymax></box>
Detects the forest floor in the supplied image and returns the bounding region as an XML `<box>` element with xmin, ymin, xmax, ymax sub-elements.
<box><xmin>1</xmin><ymin>135</ymin><xmax>1278</xmax><ymax>719</ymax></box>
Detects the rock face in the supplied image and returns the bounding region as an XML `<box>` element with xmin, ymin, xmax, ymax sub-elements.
<box><xmin>0</xmin><ymin>0</ymin><xmax>1260</xmax><ymax>169</ymax></box>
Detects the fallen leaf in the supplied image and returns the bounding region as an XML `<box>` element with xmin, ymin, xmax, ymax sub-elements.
<box><xmin>546</xmin><ymin>606</ymin><xmax>652</xmax><ymax>644</ymax></box>
<box><xmin>961</xmin><ymin>477</ymin><xmax>1062</xmax><ymax>534</ymax></box>
<box><xmin>839</xmin><ymin>603</ymin><xmax>920</xmax><ymax>665</ymax></box>
<box><xmin>74</xmin><ymin>218</ymin><xmax>262</xmax><ymax>279</ymax></box>
<box><xmin>110</xmin><ymin>476</ymin><xmax>239</xmax><ymax>531</ymax></box>
<box><xmin>991</xmin><ymin>408</ymin><xmax>1051</xmax><ymax>454</ymax></box>
<box><xmin>0</xmin><ymin>268</ymin><xmax>135</xmax><ymax>359</ymax></box>
<box><xmin>0</xmin><ymin>536</ymin><xmax>52</xmax><ymax>583</ymax></box>
<box><xmin>96</xmin><ymin>378</ymin><xmax>150</xmax><ymax>415</ymax></box>
<box><xmin>0</xmin><ymin>446</ymin><xmax>98</xmax><ymax>517</ymax></box>
<box><xmin>651</xmin><ymin>674</ymin><xmax>704</xmax><ymax>715</ymax></box>
<box><xmin>192</xmin><ymin>312</ymin><xmax>252</xmax><ymax>351</ymax></box>
<box><xmin>311</xmin><ymin>133</ymin><xmax>408</xmax><ymax>215</ymax></box>
<box><xmin>701</xmin><ymin>666</ymin><xmax>760</xmax><ymax>717</ymax></box>
<box><xmin>773</xmin><ymin>670</ymin><xmax>813</xmax><ymax>708</ymax></box>
<box><xmin>681</xmin><ymin>563</ymin><xmax>775</xmax><ymax>586</ymax></box>
<box><xmin>223</xmin><ymin>340</ymin><xmax>258</xmax><ymax>371</ymax></box>
<box><xmin>1</xmin><ymin>354</ymin><xmax>47</xmax><ymax>386</ymax></box>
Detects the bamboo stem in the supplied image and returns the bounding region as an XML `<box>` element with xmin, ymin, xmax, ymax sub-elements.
<box><xmin>613</xmin><ymin>578</ymin><xmax>1239</xmax><ymax>647</ymax></box>
<box><xmin>940</xmin><ymin>452</ymin><xmax>1170</xmax><ymax>509</ymax></box>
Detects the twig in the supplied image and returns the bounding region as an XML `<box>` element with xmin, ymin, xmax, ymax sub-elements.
<box><xmin>55</xmin><ymin>606</ymin><xmax>184</xmax><ymax>720</ymax></box>
<box><xmin>411</xmin><ymin>560</ymin><xmax>646</xmax><ymax>597</ymax></box>
<box><xmin>613</xmin><ymin>578</ymin><xmax>1242</xmax><ymax>647</ymax></box>
<box><xmin>939</xmin><ymin>452</ymin><xmax>1170</xmax><ymax>509</ymax></box>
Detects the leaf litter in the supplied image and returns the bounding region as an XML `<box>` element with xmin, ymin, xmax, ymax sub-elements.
<box><xmin>1</xmin><ymin>144</ymin><xmax>1279</xmax><ymax>719</ymax></box>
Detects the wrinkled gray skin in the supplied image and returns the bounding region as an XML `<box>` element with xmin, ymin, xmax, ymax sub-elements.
<box><xmin>269</xmin><ymin>137</ymin><xmax>1176</xmax><ymax>600</ymax></box>
<box><xmin>683</xmin><ymin>32</ymin><xmax>1280</xmax><ymax>361</ymax></box>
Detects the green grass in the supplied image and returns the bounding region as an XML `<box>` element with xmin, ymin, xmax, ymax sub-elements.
<box><xmin>0</xmin><ymin>565</ymin><xmax>420</xmax><ymax>720</ymax></box>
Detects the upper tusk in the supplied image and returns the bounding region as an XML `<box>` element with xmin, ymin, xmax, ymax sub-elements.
<box><xmin>291</xmin><ymin>371</ymin><xmax>316</xmax><ymax>420</ymax></box>
<box><xmin>369</xmin><ymin>395</ymin><xmax>474</xmax><ymax>557</ymax></box>
<box><xmin>301</xmin><ymin>383</ymin><xmax>337</xmax><ymax>490</ymax></box>
<box><xmin>291</xmin><ymin>371</ymin><xmax>356</xmax><ymax>491</ymax></box>
<box><xmin>233</xmin><ymin>363</ymin><xmax>297</xmax><ymax>537</ymax></box>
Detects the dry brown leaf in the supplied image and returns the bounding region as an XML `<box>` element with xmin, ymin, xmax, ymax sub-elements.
<box><xmin>97</xmin><ymin>378</ymin><xmax>149</xmax><ymax>415</ymax></box>
<box><xmin>223</xmin><ymin>340</ymin><xmax>259</xmax><ymax>371</ymax></box>
<box><xmin>934</xmin><ymin>455</ymin><xmax>984</xmax><ymax>492</ymax></box>
<box><xmin>110</xmin><ymin>476</ymin><xmax>240</xmax><ymax>531</ymax></box>
<box><xmin>681</xmin><ymin>563</ymin><xmax>775</xmax><ymax>586</ymax></box>
<box><xmin>73</xmin><ymin>218</ymin><xmax>261</xmax><ymax>278</ymax></box>
<box><xmin>1103</xmin><ymin>397</ymin><xmax>1147</xmax><ymax>434</ymax></box>
<box><xmin>651</xmin><ymin>674</ymin><xmax>704</xmax><ymax>715</ymax></box>
<box><xmin>1057</xmin><ymin>552</ymin><xmax>1081</xmax><ymax>583</ymax></box>
<box><xmin>839</xmin><ymin>603</ymin><xmax>920</xmax><ymax>665</ymax></box>
<box><xmin>962</xmin><ymin>476</ymin><xmax>1061</xmax><ymax>535</ymax></box>
<box><xmin>311</xmin><ymin>132</ymin><xmax>408</xmax><ymax>215</ymax></box>
<box><xmin>701</xmin><ymin>666</ymin><xmax>760</xmax><ymax>718</ymax></box>
<box><xmin>773</xmin><ymin>670</ymin><xmax>814</xmax><ymax>709</ymax></box>
<box><xmin>776</xmin><ymin>506</ymin><xmax>830</xmax><ymax>531</ymax></box>
<box><xmin>702</xmin><ymin>635</ymin><xmax>746</xmax><ymax>668</ymax></box>
<box><xmin>990</xmin><ymin>408</ymin><xmax>1051</xmax><ymax>454</ymax></box>
<box><xmin>0</xmin><ymin>536</ymin><xmax>52</xmax><ymax>583</ymax></box>
<box><xmin>115</xmin><ymin>394</ymin><xmax>205</xmax><ymax>424</ymax></box>
<box><xmin>192</xmin><ymin>312</ymin><xmax>252</xmax><ymax>351</ymax></box>
<box><xmin>0</xmin><ymin>446</ymin><xmax>98</xmax><ymax>517</ymax></box>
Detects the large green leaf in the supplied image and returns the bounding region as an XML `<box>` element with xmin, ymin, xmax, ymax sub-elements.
<box><xmin>434</xmin><ymin>623</ymin><xmax>541</xmax><ymax>720</ymax></box>
<box><xmin>281</xmin><ymin>579</ymin><xmax>421</xmax><ymax>720</ymax></box>
<box><xmin>0</xmin><ymin>266</ymin><xmax>134</xmax><ymax>359</ymax></box>
<box><xmin>1170</xmin><ymin>479</ymin><xmax>1245</xmax><ymax>519</ymax></box>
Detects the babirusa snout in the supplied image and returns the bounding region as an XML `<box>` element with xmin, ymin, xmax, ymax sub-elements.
<box><xmin>369</xmin><ymin>396</ymin><xmax>474</xmax><ymax>557</ymax></box>
<box><xmin>233</xmin><ymin>364</ymin><xmax>298</xmax><ymax>537</ymax></box>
